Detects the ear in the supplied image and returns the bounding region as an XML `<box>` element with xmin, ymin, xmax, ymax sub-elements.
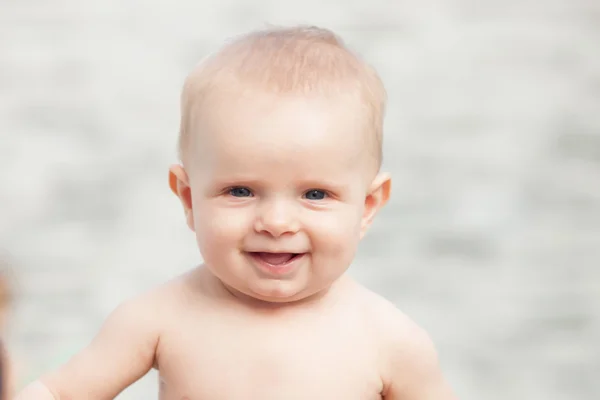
<box><xmin>360</xmin><ymin>172</ymin><xmax>391</xmax><ymax>239</ymax></box>
<box><xmin>169</xmin><ymin>164</ymin><xmax>195</xmax><ymax>231</ymax></box>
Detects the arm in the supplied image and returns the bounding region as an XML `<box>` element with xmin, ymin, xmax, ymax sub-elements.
<box><xmin>382</xmin><ymin>325</ymin><xmax>457</xmax><ymax>400</ymax></box>
<box><xmin>13</xmin><ymin>381</ymin><xmax>54</xmax><ymax>400</ymax></box>
<box><xmin>15</xmin><ymin>294</ymin><xmax>160</xmax><ymax>399</ymax></box>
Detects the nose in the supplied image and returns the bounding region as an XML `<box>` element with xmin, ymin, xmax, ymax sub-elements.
<box><xmin>254</xmin><ymin>197</ymin><xmax>299</xmax><ymax>237</ymax></box>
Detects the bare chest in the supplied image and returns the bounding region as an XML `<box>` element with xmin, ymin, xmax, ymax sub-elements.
<box><xmin>156</xmin><ymin>314</ymin><xmax>383</xmax><ymax>400</ymax></box>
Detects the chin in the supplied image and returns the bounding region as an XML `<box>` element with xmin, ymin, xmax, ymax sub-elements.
<box><xmin>245</xmin><ymin>280</ymin><xmax>333</xmax><ymax>306</ymax></box>
<box><xmin>247</xmin><ymin>282</ymin><xmax>307</xmax><ymax>303</ymax></box>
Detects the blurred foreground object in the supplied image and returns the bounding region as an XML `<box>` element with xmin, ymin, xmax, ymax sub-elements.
<box><xmin>0</xmin><ymin>261</ymin><xmax>12</xmax><ymax>400</ymax></box>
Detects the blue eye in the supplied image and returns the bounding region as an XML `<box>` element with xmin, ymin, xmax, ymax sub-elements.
<box><xmin>304</xmin><ymin>189</ymin><xmax>327</xmax><ymax>200</ymax></box>
<box><xmin>229</xmin><ymin>187</ymin><xmax>253</xmax><ymax>197</ymax></box>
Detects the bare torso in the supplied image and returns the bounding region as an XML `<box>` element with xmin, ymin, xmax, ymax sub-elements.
<box><xmin>154</xmin><ymin>268</ymin><xmax>385</xmax><ymax>400</ymax></box>
<box><xmin>18</xmin><ymin>266</ymin><xmax>454</xmax><ymax>400</ymax></box>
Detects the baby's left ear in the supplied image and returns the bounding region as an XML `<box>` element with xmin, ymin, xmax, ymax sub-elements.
<box><xmin>361</xmin><ymin>173</ymin><xmax>391</xmax><ymax>238</ymax></box>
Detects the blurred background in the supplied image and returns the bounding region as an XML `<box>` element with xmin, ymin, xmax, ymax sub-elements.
<box><xmin>1</xmin><ymin>0</ymin><xmax>599</xmax><ymax>399</ymax></box>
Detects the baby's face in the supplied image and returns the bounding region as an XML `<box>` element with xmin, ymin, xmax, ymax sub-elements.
<box><xmin>174</xmin><ymin>92</ymin><xmax>389</xmax><ymax>303</ymax></box>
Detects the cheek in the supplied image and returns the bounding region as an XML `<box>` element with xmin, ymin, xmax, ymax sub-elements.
<box><xmin>307</xmin><ymin>205</ymin><xmax>363</xmax><ymax>254</ymax></box>
<box><xmin>193</xmin><ymin>201</ymin><xmax>253</xmax><ymax>249</ymax></box>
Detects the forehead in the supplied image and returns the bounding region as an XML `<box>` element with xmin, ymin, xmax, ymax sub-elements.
<box><xmin>189</xmin><ymin>93</ymin><xmax>372</xmax><ymax>177</ymax></box>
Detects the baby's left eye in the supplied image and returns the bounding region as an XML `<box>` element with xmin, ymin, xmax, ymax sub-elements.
<box><xmin>303</xmin><ymin>189</ymin><xmax>327</xmax><ymax>200</ymax></box>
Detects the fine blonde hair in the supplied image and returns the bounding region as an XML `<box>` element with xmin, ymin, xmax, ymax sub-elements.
<box><xmin>178</xmin><ymin>25</ymin><xmax>387</xmax><ymax>167</ymax></box>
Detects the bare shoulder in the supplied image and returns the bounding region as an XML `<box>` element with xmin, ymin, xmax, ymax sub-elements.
<box><xmin>128</xmin><ymin>266</ymin><xmax>207</xmax><ymax>304</ymax></box>
<box><xmin>110</xmin><ymin>267</ymin><xmax>220</xmax><ymax>340</ymax></box>
<box><xmin>35</xmin><ymin>270</ymin><xmax>203</xmax><ymax>399</ymax></box>
<box><xmin>78</xmin><ymin>269</ymin><xmax>201</xmax><ymax>355</ymax></box>
<box><xmin>110</xmin><ymin>271</ymin><xmax>191</xmax><ymax>322</ymax></box>
<box><xmin>354</xmin><ymin>286</ymin><xmax>432</xmax><ymax>353</ymax></box>
<box><xmin>353</xmin><ymin>285</ymin><xmax>457</xmax><ymax>399</ymax></box>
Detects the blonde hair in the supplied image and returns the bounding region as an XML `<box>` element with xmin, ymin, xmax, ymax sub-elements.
<box><xmin>178</xmin><ymin>25</ymin><xmax>387</xmax><ymax>167</ymax></box>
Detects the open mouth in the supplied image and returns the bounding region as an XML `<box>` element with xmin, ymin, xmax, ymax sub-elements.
<box><xmin>248</xmin><ymin>252</ymin><xmax>303</xmax><ymax>266</ymax></box>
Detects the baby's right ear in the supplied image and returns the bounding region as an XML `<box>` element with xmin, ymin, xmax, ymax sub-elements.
<box><xmin>168</xmin><ymin>164</ymin><xmax>195</xmax><ymax>231</ymax></box>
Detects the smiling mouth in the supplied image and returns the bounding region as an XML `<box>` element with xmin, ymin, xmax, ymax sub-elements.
<box><xmin>248</xmin><ymin>252</ymin><xmax>303</xmax><ymax>266</ymax></box>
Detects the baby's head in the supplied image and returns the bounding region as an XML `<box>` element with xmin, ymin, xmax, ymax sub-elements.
<box><xmin>170</xmin><ymin>25</ymin><xmax>391</xmax><ymax>304</ymax></box>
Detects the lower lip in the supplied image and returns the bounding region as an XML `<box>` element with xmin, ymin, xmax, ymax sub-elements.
<box><xmin>247</xmin><ymin>253</ymin><xmax>306</xmax><ymax>276</ymax></box>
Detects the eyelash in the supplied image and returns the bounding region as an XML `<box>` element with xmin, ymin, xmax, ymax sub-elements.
<box><xmin>224</xmin><ymin>187</ymin><xmax>330</xmax><ymax>200</ymax></box>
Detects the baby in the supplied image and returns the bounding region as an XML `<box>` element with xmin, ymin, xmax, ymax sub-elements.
<box><xmin>16</xmin><ymin>26</ymin><xmax>456</xmax><ymax>399</ymax></box>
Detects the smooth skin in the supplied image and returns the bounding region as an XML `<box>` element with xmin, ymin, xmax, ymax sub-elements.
<box><xmin>15</xmin><ymin>93</ymin><xmax>455</xmax><ymax>399</ymax></box>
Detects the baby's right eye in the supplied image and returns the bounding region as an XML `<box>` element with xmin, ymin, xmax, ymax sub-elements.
<box><xmin>228</xmin><ymin>187</ymin><xmax>253</xmax><ymax>197</ymax></box>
